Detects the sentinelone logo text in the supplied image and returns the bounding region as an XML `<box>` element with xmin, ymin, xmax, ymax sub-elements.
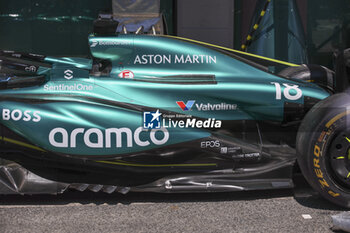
<box><xmin>44</xmin><ymin>84</ymin><xmax>93</xmax><ymax>91</ymax></box>
<box><xmin>143</xmin><ymin>110</ymin><xmax>222</xmax><ymax>129</ymax></box>
<box><xmin>176</xmin><ymin>101</ymin><xmax>237</xmax><ymax>111</ymax></box>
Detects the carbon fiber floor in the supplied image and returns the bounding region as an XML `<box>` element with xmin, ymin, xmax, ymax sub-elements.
<box><xmin>0</xmin><ymin>175</ymin><xmax>345</xmax><ymax>233</ymax></box>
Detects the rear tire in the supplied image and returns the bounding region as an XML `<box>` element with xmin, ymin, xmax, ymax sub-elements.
<box><xmin>297</xmin><ymin>92</ymin><xmax>350</xmax><ymax>208</ymax></box>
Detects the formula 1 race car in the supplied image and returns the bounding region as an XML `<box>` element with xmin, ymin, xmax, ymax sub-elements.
<box><xmin>0</xmin><ymin>18</ymin><xmax>350</xmax><ymax>208</ymax></box>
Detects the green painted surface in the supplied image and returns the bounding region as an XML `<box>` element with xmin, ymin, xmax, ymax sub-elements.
<box><xmin>0</xmin><ymin>35</ymin><xmax>329</xmax><ymax>156</ymax></box>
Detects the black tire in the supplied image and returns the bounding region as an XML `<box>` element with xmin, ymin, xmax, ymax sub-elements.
<box><xmin>279</xmin><ymin>64</ymin><xmax>335</xmax><ymax>93</ymax></box>
<box><xmin>297</xmin><ymin>92</ymin><xmax>350</xmax><ymax>208</ymax></box>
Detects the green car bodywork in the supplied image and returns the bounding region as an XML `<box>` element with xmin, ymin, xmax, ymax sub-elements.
<box><xmin>0</xmin><ymin>35</ymin><xmax>329</xmax><ymax>156</ymax></box>
<box><xmin>0</xmin><ymin>34</ymin><xmax>332</xmax><ymax>190</ymax></box>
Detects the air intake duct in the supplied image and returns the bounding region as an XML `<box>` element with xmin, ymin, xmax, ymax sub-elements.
<box><xmin>93</xmin><ymin>14</ymin><xmax>119</xmax><ymax>36</ymax></box>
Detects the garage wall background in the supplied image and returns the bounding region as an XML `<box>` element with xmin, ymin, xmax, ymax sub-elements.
<box><xmin>0</xmin><ymin>0</ymin><xmax>111</xmax><ymax>56</ymax></box>
<box><xmin>0</xmin><ymin>0</ymin><xmax>173</xmax><ymax>56</ymax></box>
<box><xmin>235</xmin><ymin>0</ymin><xmax>349</xmax><ymax>68</ymax></box>
<box><xmin>175</xmin><ymin>0</ymin><xmax>349</xmax><ymax>68</ymax></box>
<box><xmin>176</xmin><ymin>0</ymin><xmax>234</xmax><ymax>48</ymax></box>
<box><xmin>0</xmin><ymin>0</ymin><xmax>349</xmax><ymax>69</ymax></box>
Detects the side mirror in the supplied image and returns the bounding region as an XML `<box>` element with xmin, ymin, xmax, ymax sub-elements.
<box><xmin>93</xmin><ymin>14</ymin><xmax>119</xmax><ymax>36</ymax></box>
<box><xmin>335</xmin><ymin>48</ymin><xmax>350</xmax><ymax>92</ymax></box>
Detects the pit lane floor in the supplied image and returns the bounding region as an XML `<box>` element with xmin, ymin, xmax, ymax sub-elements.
<box><xmin>0</xmin><ymin>175</ymin><xmax>346</xmax><ymax>233</ymax></box>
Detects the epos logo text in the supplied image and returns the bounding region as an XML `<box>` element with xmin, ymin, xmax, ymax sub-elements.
<box><xmin>176</xmin><ymin>100</ymin><xmax>195</xmax><ymax>111</ymax></box>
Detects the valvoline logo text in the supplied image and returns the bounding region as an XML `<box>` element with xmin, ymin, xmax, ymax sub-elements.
<box><xmin>176</xmin><ymin>100</ymin><xmax>195</xmax><ymax>111</ymax></box>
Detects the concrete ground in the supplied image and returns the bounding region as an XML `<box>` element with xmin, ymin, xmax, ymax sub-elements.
<box><xmin>0</xmin><ymin>175</ymin><xmax>346</xmax><ymax>233</ymax></box>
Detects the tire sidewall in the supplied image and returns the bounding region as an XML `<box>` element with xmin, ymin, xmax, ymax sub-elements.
<box><xmin>297</xmin><ymin>93</ymin><xmax>350</xmax><ymax>208</ymax></box>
